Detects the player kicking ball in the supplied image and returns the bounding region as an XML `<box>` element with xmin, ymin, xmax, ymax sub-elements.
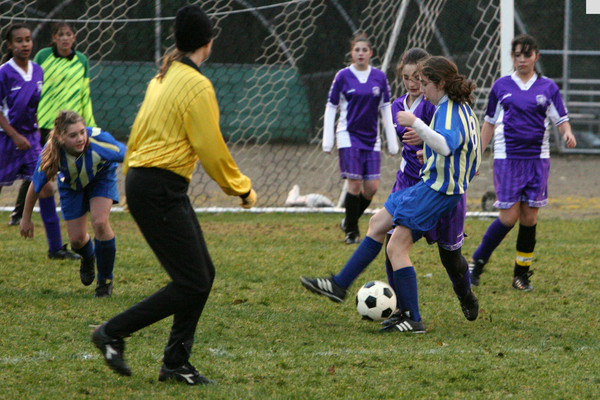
<box><xmin>302</xmin><ymin>56</ymin><xmax>481</xmax><ymax>333</ymax></box>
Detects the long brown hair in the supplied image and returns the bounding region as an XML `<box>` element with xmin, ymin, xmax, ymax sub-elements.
<box><xmin>156</xmin><ymin>49</ymin><xmax>184</xmax><ymax>81</ymax></box>
<box><xmin>420</xmin><ymin>56</ymin><xmax>476</xmax><ymax>105</ymax></box>
<box><xmin>40</xmin><ymin>111</ymin><xmax>85</xmax><ymax>179</ymax></box>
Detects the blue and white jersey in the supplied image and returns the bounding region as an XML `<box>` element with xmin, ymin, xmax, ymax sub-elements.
<box><xmin>421</xmin><ymin>96</ymin><xmax>481</xmax><ymax>195</ymax></box>
<box><xmin>32</xmin><ymin>127</ymin><xmax>126</xmax><ymax>193</ymax></box>
<box><xmin>391</xmin><ymin>93</ymin><xmax>436</xmax><ymax>180</ymax></box>
<box><xmin>327</xmin><ymin>65</ymin><xmax>391</xmax><ymax>151</ymax></box>
<box><xmin>485</xmin><ymin>72</ymin><xmax>569</xmax><ymax>159</ymax></box>
<box><xmin>0</xmin><ymin>59</ymin><xmax>44</xmax><ymax>135</ymax></box>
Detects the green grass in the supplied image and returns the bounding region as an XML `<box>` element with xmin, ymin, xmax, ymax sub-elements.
<box><xmin>1</xmin><ymin>211</ymin><xmax>599</xmax><ymax>399</ymax></box>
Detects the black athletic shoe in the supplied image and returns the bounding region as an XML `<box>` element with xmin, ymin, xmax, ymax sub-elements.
<box><xmin>344</xmin><ymin>231</ymin><xmax>360</xmax><ymax>245</ymax></box>
<box><xmin>340</xmin><ymin>218</ymin><xmax>346</xmax><ymax>232</ymax></box>
<box><xmin>379</xmin><ymin>311</ymin><xmax>426</xmax><ymax>333</ymax></box>
<box><xmin>91</xmin><ymin>324</ymin><xmax>131</xmax><ymax>376</ymax></box>
<box><xmin>300</xmin><ymin>276</ymin><xmax>346</xmax><ymax>303</ymax></box>
<box><xmin>80</xmin><ymin>257</ymin><xmax>96</xmax><ymax>286</ymax></box>
<box><xmin>512</xmin><ymin>270</ymin><xmax>534</xmax><ymax>291</ymax></box>
<box><xmin>48</xmin><ymin>244</ymin><xmax>81</xmax><ymax>260</ymax></box>
<box><xmin>95</xmin><ymin>279</ymin><xmax>113</xmax><ymax>298</ymax></box>
<box><xmin>8</xmin><ymin>215</ymin><xmax>21</xmax><ymax>226</ymax></box>
<box><xmin>457</xmin><ymin>290</ymin><xmax>479</xmax><ymax>321</ymax></box>
<box><xmin>469</xmin><ymin>259</ymin><xmax>486</xmax><ymax>286</ymax></box>
<box><xmin>158</xmin><ymin>362</ymin><xmax>215</xmax><ymax>385</ymax></box>
<box><xmin>380</xmin><ymin>309</ymin><xmax>404</xmax><ymax>328</ymax></box>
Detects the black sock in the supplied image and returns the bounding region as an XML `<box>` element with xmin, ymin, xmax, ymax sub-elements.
<box><xmin>514</xmin><ymin>224</ymin><xmax>536</xmax><ymax>276</ymax></box>
<box><xmin>344</xmin><ymin>192</ymin><xmax>360</xmax><ymax>233</ymax></box>
<box><xmin>358</xmin><ymin>192</ymin><xmax>372</xmax><ymax>218</ymax></box>
<box><xmin>439</xmin><ymin>246</ymin><xmax>470</xmax><ymax>297</ymax></box>
<box><xmin>11</xmin><ymin>180</ymin><xmax>31</xmax><ymax>219</ymax></box>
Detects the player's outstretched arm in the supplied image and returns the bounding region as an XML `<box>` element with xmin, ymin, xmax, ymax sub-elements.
<box><xmin>19</xmin><ymin>184</ymin><xmax>39</xmax><ymax>239</ymax></box>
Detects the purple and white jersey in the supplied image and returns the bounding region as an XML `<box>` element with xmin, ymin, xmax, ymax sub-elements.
<box><xmin>0</xmin><ymin>59</ymin><xmax>43</xmax><ymax>135</ymax></box>
<box><xmin>327</xmin><ymin>65</ymin><xmax>391</xmax><ymax>151</ymax></box>
<box><xmin>391</xmin><ymin>93</ymin><xmax>436</xmax><ymax>180</ymax></box>
<box><xmin>485</xmin><ymin>72</ymin><xmax>569</xmax><ymax>159</ymax></box>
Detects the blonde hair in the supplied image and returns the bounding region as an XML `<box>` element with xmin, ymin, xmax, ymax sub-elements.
<box><xmin>40</xmin><ymin>110</ymin><xmax>85</xmax><ymax>179</ymax></box>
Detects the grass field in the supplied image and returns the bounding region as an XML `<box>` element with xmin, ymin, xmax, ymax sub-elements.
<box><xmin>1</xmin><ymin>211</ymin><xmax>599</xmax><ymax>399</ymax></box>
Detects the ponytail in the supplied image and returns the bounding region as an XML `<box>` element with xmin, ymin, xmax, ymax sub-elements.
<box><xmin>40</xmin><ymin>111</ymin><xmax>85</xmax><ymax>179</ymax></box>
<box><xmin>445</xmin><ymin>75</ymin><xmax>477</xmax><ymax>105</ymax></box>
<box><xmin>156</xmin><ymin>49</ymin><xmax>184</xmax><ymax>81</ymax></box>
<box><xmin>420</xmin><ymin>56</ymin><xmax>476</xmax><ymax>105</ymax></box>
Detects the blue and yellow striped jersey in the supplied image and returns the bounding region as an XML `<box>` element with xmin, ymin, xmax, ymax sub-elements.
<box><xmin>32</xmin><ymin>127</ymin><xmax>126</xmax><ymax>193</ymax></box>
<box><xmin>421</xmin><ymin>97</ymin><xmax>481</xmax><ymax>195</ymax></box>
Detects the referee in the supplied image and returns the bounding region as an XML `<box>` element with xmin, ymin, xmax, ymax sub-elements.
<box><xmin>92</xmin><ymin>4</ymin><xmax>257</xmax><ymax>385</ymax></box>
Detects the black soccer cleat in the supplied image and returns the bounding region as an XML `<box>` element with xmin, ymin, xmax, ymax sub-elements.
<box><xmin>344</xmin><ymin>231</ymin><xmax>360</xmax><ymax>245</ymax></box>
<box><xmin>48</xmin><ymin>244</ymin><xmax>81</xmax><ymax>260</ymax></box>
<box><xmin>457</xmin><ymin>289</ymin><xmax>479</xmax><ymax>321</ymax></box>
<box><xmin>379</xmin><ymin>310</ymin><xmax>426</xmax><ymax>333</ymax></box>
<box><xmin>512</xmin><ymin>270</ymin><xmax>534</xmax><ymax>291</ymax></box>
<box><xmin>469</xmin><ymin>259</ymin><xmax>486</xmax><ymax>286</ymax></box>
<box><xmin>80</xmin><ymin>256</ymin><xmax>96</xmax><ymax>286</ymax></box>
<box><xmin>300</xmin><ymin>276</ymin><xmax>346</xmax><ymax>303</ymax></box>
<box><xmin>91</xmin><ymin>324</ymin><xmax>131</xmax><ymax>376</ymax></box>
<box><xmin>158</xmin><ymin>362</ymin><xmax>215</xmax><ymax>385</ymax></box>
<box><xmin>95</xmin><ymin>279</ymin><xmax>113</xmax><ymax>298</ymax></box>
<box><xmin>380</xmin><ymin>309</ymin><xmax>404</xmax><ymax>328</ymax></box>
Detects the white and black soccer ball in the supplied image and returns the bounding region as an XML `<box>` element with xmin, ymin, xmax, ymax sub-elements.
<box><xmin>356</xmin><ymin>281</ymin><xmax>397</xmax><ymax>321</ymax></box>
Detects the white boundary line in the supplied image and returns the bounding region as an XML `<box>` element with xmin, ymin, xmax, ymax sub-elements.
<box><xmin>2</xmin><ymin>342</ymin><xmax>596</xmax><ymax>365</ymax></box>
<box><xmin>0</xmin><ymin>206</ymin><xmax>498</xmax><ymax>218</ymax></box>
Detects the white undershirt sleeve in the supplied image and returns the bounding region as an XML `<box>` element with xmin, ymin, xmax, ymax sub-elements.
<box><xmin>380</xmin><ymin>104</ymin><xmax>399</xmax><ymax>155</ymax></box>
<box><xmin>323</xmin><ymin>103</ymin><xmax>337</xmax><ymax>152</ymax></box>
<box><xmin>411</xmin><ymin>118</ymin><xmax>451</xmax><ymax>156</ymax></box>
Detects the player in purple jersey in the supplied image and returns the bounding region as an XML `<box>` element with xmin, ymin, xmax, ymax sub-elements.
<box><xmin>322</xmin><ymin>32</ymin><xmax>398</xmax><ymax>244</ymax></box>
<box><xmin>0</xmin><ymin>24</ymin><xmax>79</xmax><ymax>260</ymax></box>
<box><xmin>20</xmin><ymin>111</ymin><xmax>126</xmax><ymax>298</ymax></box>
<box><xmin>302</xmin><ymin>56</ymin><xmax>481</xmax><ymax>333</ymax></box>
<box><xmin>469</xmin><ymin>34</ymin><xmax>576</xmax><ymax>291</ymax></box>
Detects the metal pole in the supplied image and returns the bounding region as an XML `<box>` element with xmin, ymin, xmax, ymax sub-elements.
<box><xmin>562</xmin><ymin>0</ymin><xmax>571</xmax><ymax>100</ymax></box>
<box><xmin>155</xmin><ymin>0</ymin><xmax>162</xmax><ymax>65</ymax></box>
<box><xmin>501</xmin><ymin>0</ymin><xmax>515</xmax><ymax>75</ymax></box>
<box><xmin>381</xmin><ymin>0</ymin><xmax>410</xmax><ymax>73</ymax></box>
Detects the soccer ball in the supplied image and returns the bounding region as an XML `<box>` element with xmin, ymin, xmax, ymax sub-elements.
<box><xmin>356</xmin><ymin>281</ymin><xmax>397</xmax><ymax>321</ymax></box>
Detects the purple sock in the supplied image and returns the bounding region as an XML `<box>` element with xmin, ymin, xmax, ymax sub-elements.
<box><xmin>472</xmin><ymin>218</ymin><xmax>513</xmax><ymax>261</ymax></box>
<box><xmin>39</xmin><ymin>196</ymin><xmax>62</xmax><ymax>253</ymax></box>
<box><xmin>333</xmin><ymin>236</ymin><xmax>382</xmax><ymax>289</ymax></box>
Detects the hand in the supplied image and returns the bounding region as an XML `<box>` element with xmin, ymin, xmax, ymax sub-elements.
<box><xmin>12</xmin><ymin>133</ymin><xmax>32</xmax><ymax>151</ymax></box>
<box><xmin>396</xmin><ymin>111</ymin><xmax>416</xmax><ymax>127</ymax></box>
<box><xmin>402</xmin><ymin>127</ymin><xmax>423</xmax><ymax>146</ymax></box>
<box><xmin>240</xmin><ymin>189</ymin><xmax>257</xmax><ymax>209</ymax></box>
<box><xmin>416</xmin><ymin>149</ymin><xmax>424</xmax><ymax>165</ymax></box>
<box><xmin>563</xmin><ymin>132</ymin><xmax>577</xmax><ymax>148</ymax></box>
<box><xmin>20</xmin><ymin>219</ymin><xmax>34</xmax><ymax>239</ymax></box>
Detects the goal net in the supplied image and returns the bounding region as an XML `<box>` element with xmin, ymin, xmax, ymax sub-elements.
<box><xmin>0</xmin><ymin>0</ymin><xmax>500</xmax><ymax>210</ymax></box>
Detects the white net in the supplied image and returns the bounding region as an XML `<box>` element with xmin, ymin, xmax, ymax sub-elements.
<box><xmin>0</xmin><ymin>0</ymin><xmax>501</xmax><ymax>210</ymax></box>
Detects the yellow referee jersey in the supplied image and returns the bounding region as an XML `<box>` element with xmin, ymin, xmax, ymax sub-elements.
<box><xmin>124</xmin><ymin>59</ymin><xmax>251</xmax><ymax>196</ymax></box>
